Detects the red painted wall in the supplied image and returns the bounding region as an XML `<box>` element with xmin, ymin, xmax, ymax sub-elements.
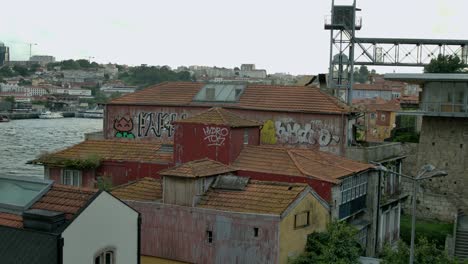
<box><xmin>236</xmin><ymin>170</ymin><xmax>334</xmax><ymax>202</ymax></box>
<box><xmin>126</xmin><ymin>201</ymin><xmax>280</xmax><ymax>264</ymax></box>
<box><xmin>105</xmin><ymin>104</ymin><xmax>347</xmax><ymax>155</ymax></box>
<box><xmin>46</xmin><ymin>161</ymin><xmax>170</xmax><ymax>188</ymax></box>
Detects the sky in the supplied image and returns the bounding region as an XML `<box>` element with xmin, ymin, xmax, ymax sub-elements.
<box><xmin>1</xmin><ymin>0</ymin><xmax>467</xmax><ymax>75</ymax></box>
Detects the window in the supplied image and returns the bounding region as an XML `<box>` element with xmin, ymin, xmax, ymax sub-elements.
<box><xmin>370</xmin><ymin>113</ymin><xmax>376</xmax><ymax>119</ymax></box>
<box><xmin>243</xmin><ymin>129</ymin><xmax>249</xmax><ymax>145</ymax></box>
<box><xmin>62</xmin><ymin>169</ymin><xmax>82</xmax><ymax>187</ymax></box>
<box><xmin>294</xmin><ymin>211</ymin><xmax>310</xmax><ymax>228</ymax></box>
<box><xmin>206</xmin><ymin>88</ymin><xmax>215</xmax><ymax>101</ymax></box>
<box><xmin>381</xmin><ymin>113</ymin><xmax>386</xmax><ymax>121</ymax></box>
<box><xmin>206</xmin><ymin>230</ymin><xmax>213</xmax><ymax>243</ymax></box>
<box><xmin>254</xmin><ymin>227</ymin><xmax>259</xmax><ymax>237</ymax></box>
<box><xmin>340</xmin><ymin>174</ymin><xmax>367</xmax><ymax>205</ymax></box>
<box><xmin>356</xmin><ymin>227</ymin><xmax>368</xmax><ymax>248</ymax></box>
<box><xmin>95</xmin><ymin>249</ymin><xmax>114</xmax><ymax>264</ymax></box>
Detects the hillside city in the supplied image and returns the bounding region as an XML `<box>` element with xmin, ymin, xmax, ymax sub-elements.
<box><xmin>1</xmin><ymin>1</ymin><xmax>468</xmax><ymax>264</ymax></box>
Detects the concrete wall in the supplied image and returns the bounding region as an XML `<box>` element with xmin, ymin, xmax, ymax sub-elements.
<box><xmin>127</xmin><ymin>201</ymin><xmax>281</xmax><ymax>264</ymax></box>
<box><xmin>279</xmin><ymin>192</ymin><xmax>329</xmax><ymax>263</ymax></box>
<box><xmin>105</xmin><ymin>105</ymin><xmax>347</xmax><ymax>155</ymax></box>
<box><xmin>62</xmin><ymin>192</ymin><xmax>139</xmax><ymax>264</ymax></box>
<box><xmin>411</xmin><ymin>116</ymin><xmax>468</xmax><ymax>221</ymax></box>
<box><xmin>346</xmin><ymin>142</ymin><xmax>403</xmax><ymax>163</ymax></box>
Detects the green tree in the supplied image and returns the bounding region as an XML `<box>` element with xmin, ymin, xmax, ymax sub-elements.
<box><xmin>118</xmin><ymin>65</ymin><xmax>194</xmax><ymax>88</ymax></box>
<box><xmin>424</xmin><ymin>54</ymin><xmax>467</xmax><ymax>73</ymax></box>
<box><xmin>381</xmin><ymin>237</ymin><xmax>466</xmax><ymax>264</ymax></box>
<box><xmin>3</xmin><ymin>96</ymin><xmax>15</xmax><ymax>105</ymax></box>
<box><xmin>0</xmin><ymin>66</ymin><xmax>16</xmax><ymax>77</ymax></box>
<box><xmin>12</xmin><ymin>65</ymin><xmax>30</xmax><ymax>77</ymax></box>
<box><xmin>290</xmin><ymin>221</ymin><xmax>361</xmax><ymax>264</ymax></box>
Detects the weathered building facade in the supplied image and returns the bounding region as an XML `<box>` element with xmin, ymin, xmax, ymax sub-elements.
<box><xmin>385</xmin><ymin>73</ymin><xmax>468</xmax><ymax>221</ymax></box>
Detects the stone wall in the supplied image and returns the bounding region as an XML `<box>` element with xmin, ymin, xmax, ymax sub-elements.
<box><xmin>407</xmin><ymin>116</ymin><xmax>468</xmax><ymax>221</ymax></box>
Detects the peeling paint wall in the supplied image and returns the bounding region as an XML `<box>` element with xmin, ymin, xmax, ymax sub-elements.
<box><xmin>105</xmin><ymin>105</ymin><xmax>346</xmax><ymax>155</ymax></box>
<box><xmin>279</xmin><ymin>193</ymin><xmax>329</xmax><ymax>263</ymax></box>
<box><xmin>127</xmin><ymin>201</ymin><xmax>281</xmax><ymax>264</ymax></box>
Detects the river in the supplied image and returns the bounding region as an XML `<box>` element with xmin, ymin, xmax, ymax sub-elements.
<box><xmin>0</xmin><ymin>118</ymin><xmax>102</xmax><ymax>178</ymax></box>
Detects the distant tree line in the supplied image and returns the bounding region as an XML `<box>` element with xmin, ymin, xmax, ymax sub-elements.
<box><xmin>118</xmin><ymin>65</ymin><xmax>193</xmax><ymax>88</ymax></box>
<box><xmin>353</xmin><ymin>65</ymin><xmax>377</xmax><ymax>84</ymax></box>
<box><xmin>424</xmin><ymin>54</ymin><xmax>467</xmax><ymax>73</ymax></box>
<box><xmin>0</xmin><ymin>64</ymin><xmax>41</xmax><ymax>81</ymax></box>
<box><xmin>47</xmin><ymin>59</ymin><xmax>101</xmax><ymax>71</ymax></box>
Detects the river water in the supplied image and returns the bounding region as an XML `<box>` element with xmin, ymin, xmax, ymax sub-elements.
<box><xmin>0</xmin><ymin>118</ymin><xmax>102</xmax><ymax>178</ymax></box>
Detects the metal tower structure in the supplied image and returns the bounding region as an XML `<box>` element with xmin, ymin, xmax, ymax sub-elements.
<box><xmin>325</xmin><ymin>0</ymin><xmax>468</xmax><ymax>105</ymax></box>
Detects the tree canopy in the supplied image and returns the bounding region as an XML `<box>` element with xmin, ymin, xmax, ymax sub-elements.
<box><xmin>353</xmin><ymin>65</ymin><xmax>372</xmax><ymax>83</ymax></box>
<box><xmin>424</xmin><ymin>54</ymin><xmax>467</xmax><ymax>73</ymax></box>
<box><xmin>47</xmin><ymin>59</ymin><xmax>101</xmax><ymax>70</ymax></box>
<box><xmin>118</xmin><ymin>65</ymin><xmax>193</xmax><ymax>88</ymax></box>
<box><xmin>290</xmin><ymin>221</ymin><xmax>361</xmax><ymax>264</ymax></box>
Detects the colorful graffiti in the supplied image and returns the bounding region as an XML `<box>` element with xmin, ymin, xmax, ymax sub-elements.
<box><xmin>114</xmin><ymin>117</ymin><xmax>135</xmax><ymax>139</ymax></box>
<box><xmin>137</xmin><ymin>112</ymin><xmax>187</xmax><ymax>138</ymax></box>
<box><xmin>260</xmin><ymin>119</ymin><xmax>340</xmax><ymax>146</ymax></box>
<box><xmin>203</xmin><ymin>126</ymin><xmax>229</xmax><ymax>146</ymax></box>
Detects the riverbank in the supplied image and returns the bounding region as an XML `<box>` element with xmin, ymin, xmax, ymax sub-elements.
<box><xmin>0</xmin><ymin>111</ymin><xmax>76</xmax><ymax>120</ymax></box>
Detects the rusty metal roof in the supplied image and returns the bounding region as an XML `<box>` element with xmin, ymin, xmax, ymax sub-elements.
<box><xmin>108</xmin><ymin>82</ymin><xmax>350</xmax><ymax>114</ymax></box>
<box><xmin>33</xmin><ymin>140</ymin><xmax>173</xmax><ymax>165</ymax></box>
<box><xmin>159</xmin><ymin>158</ymin><xmax>236</xmax><ymax>178</ymax></box>
<box><xmin>175</xmin><ymin>107</ymin><xmax>261</xmax><ymax>127</ymax></box>
<box><xmin>233</xmin><ymin>145</ymin><xmax>373</xmax><ymax>183</ymax></box>
<box><xmin>111</xmin><ymin>177</ymin><xmax>162</xmax><ymax>201</ymax></box>
<box><xmin>197</xmin><ymin>179</ymin><xmax>308</xmax><ymax>215</ymax></box>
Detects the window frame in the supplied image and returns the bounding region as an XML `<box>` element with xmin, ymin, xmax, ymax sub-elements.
<box><xmin>62</xmin><ymin>169</ymin><xmax>82</xmax><ymax>187</ymax></box>
<box><xmin>94</xmin><ymin>247</ymin><xmax>115</xmax><ymax>264</ymax></box>
<box><xmin>294</xmin><ymin>211</ymin><xmax>310</xmax><ymax>229</ymax></box>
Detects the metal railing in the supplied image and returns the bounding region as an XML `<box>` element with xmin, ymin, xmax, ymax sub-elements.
<box><xmin>324</xmin><ymin>15</ymin><xmax>362</xmax><ymax>29</ymax></box>
<box><xmin>420</xmin><ymin>102</ymin><xmax>468</xmax><ymax>114</ymax></box>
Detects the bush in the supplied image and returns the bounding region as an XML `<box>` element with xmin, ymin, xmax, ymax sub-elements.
<box><xmin>400</xmin><ymin>214</ymin><xmax>453</xmax><ymax>248</ymax></box>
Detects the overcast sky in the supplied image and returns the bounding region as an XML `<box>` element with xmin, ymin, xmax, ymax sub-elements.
<box><xmin>1</xmin><ymin>0</ymin><xmax>466</xmax><ymax>74</ymax></box>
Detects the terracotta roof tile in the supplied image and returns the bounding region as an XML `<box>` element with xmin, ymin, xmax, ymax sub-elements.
<box><xmin>110</xmin><ymin>82</ymin><xmax>204</xmax><ymax>105</ymax></box>
<box><xmin>159</xmin><ymin>158</ymin><xmax>236</xmax><ymax>178</ymax></box>
<box><xmin>197</xmin><ymin>180</ymin><xmax>307</xmax><ymax>215</ymax></box>
<box><xmin>0</xmin><ymin>213</ymin><xmax>23</xmax><ymax>228</ymax></box>
<box><xmin>108</xmin><ymin>82</ymin><xmax>350</xmax><ymax>114</ymax></box>
<box><xmin>175</xmin><ymin>107</ymin><xmax>261</xmax><ymax>127</ymax></box>
<box><xmin>233</xmin><ymin>145</ymin><xmax>373</xmax><ymax>183</ymax></box>
<box><xmin>30</xmin><ymin>184</ymin><xmax>98</xmax><ymax>220</ymax></box>
<box><xmin>354</xmin><ymin>98</ymin><xmax>401</xmax><ymax>112</ymax></box>
<box><xmin>34</xmin><ymin>140</ymin><xmax>173</xmax><ymax>165</ymax></box>
<box><xmin>111</xmin><ymin>177</ymin><xmax>162</xmax><ymax>201</ymax></box>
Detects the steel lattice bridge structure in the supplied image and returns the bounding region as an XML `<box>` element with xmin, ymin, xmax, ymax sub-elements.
<box><xmin>353</xmin><ymin>38</ymin><xmax>468</xmax><ymax>67</ymax></box>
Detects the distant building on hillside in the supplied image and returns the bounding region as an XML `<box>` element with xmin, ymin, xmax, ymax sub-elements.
<box><xmin>29</xmin><ymin>55</ymin><xmax>55</xmax><ymax>65</ymax></box>
<box><xmin>0</xmin><ymin>41</ymin><xmax>10</xmax><ymax>66</ymax></box>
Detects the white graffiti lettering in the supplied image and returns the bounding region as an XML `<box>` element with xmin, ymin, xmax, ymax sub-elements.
<box><xmin>274</xmin><ymin>121</ymin><xmax>340</xmax><ymax>146</ymax></box>
<box><xmin>203</xmin><ymin>126</ymin><xmax>229</xmax><ymax>146</ymax></box>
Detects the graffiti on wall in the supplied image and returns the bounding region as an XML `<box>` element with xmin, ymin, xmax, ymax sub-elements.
<box><xmin>137</xmin><ymin>112</ymin><xmax>187</xmax><ymax>138</ymax></box>
<box><xmin>260</xmin><ymin>119</ymin><xmax>340</xmax><ymax>146</ymax></box>
<box><xmin>203</xmin><ymin>126</ymin><xmax>228</xmax><ymax>146</ymax></box>
<box><xmin>114</xmin><ymin>116</ymin><xmax>136</xmax><ymax>139</ymax></box>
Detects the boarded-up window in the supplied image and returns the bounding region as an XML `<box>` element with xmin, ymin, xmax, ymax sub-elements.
<box><xmin>294</xmin><ymin>211</ymin><xmax>310</xmax><ymax>228</ymax></box>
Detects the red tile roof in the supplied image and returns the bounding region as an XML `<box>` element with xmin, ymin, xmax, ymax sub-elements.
<box><xmin>0</xmin><ymin>213</ymin><xmax>23</xmax><ymax>228</ymax></box>
<box><xmin>31</xmin><ymin>184</ymin><xmax>98</xmax><ymax>220</ymax></box>
<box><xmin>354</xmin><ymin>98</ymin><xmax>401</xmax><ymax>112</ymax></box>
<box><xmin>159</xmin><ymin>158</ymin><xmax>236</xmax><ymax>178</ymax></box>
<box><xmin>353</xmin><ymin>81</ymin><xmax>405</xmax><ymax>92</ymax></box>
<box><xmin>110</xmin><ymin>82</ymin><xmax>204</xmax><ymax>105</ymax></box>
<box><xmin>233</xmin><ymin>145</ymin><xmax>373</xmax><ymax>183</ymax></box>
<box><xmin>108</xmin><ymin>82</ymin><xmax>350</xmax><ymax>114</ymax></box>
<box><xmin>0</xmin><ymin>184</ymin><xmax>98</xmax><ymax>228</ymax></box>
<box><xmin>34</xmin><ymin>140</ymin><xmax>173</xmax><ymax>165</ymax></box>
<box><xmin>197</xmin><ymin>180</ymin><xmax>308</xmax><ymax>215</ymax></box>
<box><xmin>175</xmin><ymin>107</ymin><xmax>261</xmax><ymax>127</ymax></box>
<box><xmin>111</xmin><ymin>177</ymin><xmax>162</xmax><ymax>201</ymax></box>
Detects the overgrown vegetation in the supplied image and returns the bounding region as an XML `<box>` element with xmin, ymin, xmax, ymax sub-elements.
<box><xmin>424</xmin><ymin>54</ymin><xmax>467</xmax><ymax>73</ymax></box>
<box><xmin>391</xmin><ymin>131</ymin><xmax>420</xmax><ymax>143</ymax></box>
<box><xmin>118</xmin><ymin>65</ymin><xmax>193</xmax><ymax>88</ymax></box>
<box><xmin>39</xmin><ymin>154</ymin><xmax>102</xmax><ymax>170</ymax></box>
<box><xmin>96</xmin><ymin>175</ymin><xmax>113</xmax><ymax>191</ymax></box>
<box><xmin>380</xmin><ymin>238</ymin><xmax>466</xmax><ymax>264</ymax></box>
<box><xmin>290</xmin><ymin>221</ymin><xmax>361</xmax><ymax>264</ymax></box>
<box><xmin>0</xmin><ymin>64</ymin><xmax>42</xmax><ymax>79</ymax></box>
<box><xmin>400</xmin><ymin>214</ymin><xmax>453</xmax><ymax>248</ymax></box>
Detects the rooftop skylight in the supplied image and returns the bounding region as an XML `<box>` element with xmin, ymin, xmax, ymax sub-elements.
<box><xmin>0</xmin><ymin>176</ymin><xmax>52</xmax><ymax>212</ymax></box>
<box><xmin>193</xmin><ymin>84</ymin><xmax>246</xmax><ymax>102</ymax></box>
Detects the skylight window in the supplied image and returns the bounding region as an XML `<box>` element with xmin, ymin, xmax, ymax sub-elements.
<box><xmin>193</xmin><ymin>84</ymin><xmax>246</xmax><ymax>102</ymax></box>
<box><xmin>0</xmin><ymin>176</ymin><xmax>52</xmax><ymax>212</ymax></box>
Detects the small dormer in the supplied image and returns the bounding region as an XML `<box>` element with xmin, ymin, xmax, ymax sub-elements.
<box><xmin>173</xmin><ymin>107</ymin><xmax>262</xmax><ymax>165</ymax></box>
<box><xmin>159</xmin><ymin>158</ymin><xmax>237</xmax><ymax>206</ymax></box>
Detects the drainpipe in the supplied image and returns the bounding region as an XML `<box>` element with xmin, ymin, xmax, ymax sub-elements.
<box><xmin>57</xmin><ymin>235</ymin><xmax>64</xmax><ymax>264</ymax></box>
<box><xmin>137</xmin><ymin>214</ymin><xmax>141</xmax><ymax>264</ymax></box>
<box><xmin>374</xmin><ymin>170</ymin><xmax>382</xmax><ymax>255</ymax></box>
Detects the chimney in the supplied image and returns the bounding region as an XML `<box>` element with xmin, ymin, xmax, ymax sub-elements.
<box><xmin>23</xmin><ymin>209</ymin><xmax>66</xmax><ymax>232</ymax></box>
